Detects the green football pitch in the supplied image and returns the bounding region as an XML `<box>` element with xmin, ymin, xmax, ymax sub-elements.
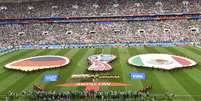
<box><xmin>0</xmin><ymin>46</ymin><xmax>201</xmax><ymax>101</ymax></box>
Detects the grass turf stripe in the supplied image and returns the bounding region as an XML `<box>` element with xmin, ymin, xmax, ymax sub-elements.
<box><xmin>121</xmin><ymin>48</ymin><xmax>144</xmax><ymax>90</ymax></box>
<box><xmin>165</xmin><ymin>47</ymin><xmax>201</xmax><ymax>101</ymax></box>
<box><xmin>42</xmin><ymin>49</ymin><xmax>78</xmax><ymax>90</ymax></box>
<box><xmin>0</xmin><ymin>50</ymin><xmax>45</xmax><ymax>82</ymax></box>
<box><xmin>0</xmin><ymin>50</ymin><xmax>32</xmax><ymax>73</ymax></box>
<box><xmin>0</xmin><ymin>49</ymin><xmax>61</xmax><ymax>94</ymax></box>
<box><xmin>23</xmin><ymin>49</ymin><xmax>72</xmax><ymax>91</ymax></box>
<box><xmin>0</xmin><ymin>49</ymin><xmax>48</xmax><ymax>93</ymax></box>
<box><xmin>107</xmin><ymin>48</ymin><xmax>126</xmax><ymax>91</ymax></box>
<box><xmin>154</xmin><ymin>47</ymin><xmax>196</xmax><ymax>101</ymax></box>
<box><xmin>170</xmin><ymin>47</ymin><xmax>201</xmax><ymax>87</ymax></box>
<box><xmin>58</xmin><ymin>49</ymin><xmax>90</xmax><ymax>91</ymax></box>
<box><xmin>142</xmin><ymin>47</ymin><xmax>168</xmax><ymax>94</ymax></box>
<box><xmin>99</xmin><ymin>48</ymin><xmax>111</xmax><ymax>91</ymax></box>
<box><xmin>74</xmin><ymin>48</ymin><xmax>97</xmax><ymax>91</ymax></box>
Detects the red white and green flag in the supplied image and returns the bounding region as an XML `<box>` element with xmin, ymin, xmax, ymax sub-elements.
<box><xmin>128</xmin><ymin>54</ymin><xmax>196</xmax><ymax>70</ymax></box>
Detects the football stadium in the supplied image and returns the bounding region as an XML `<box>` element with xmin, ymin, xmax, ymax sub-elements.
<box><xmin>0</xmin><ymin>0</ymin><xmax>201</xmax><ymax>101</ymax></box>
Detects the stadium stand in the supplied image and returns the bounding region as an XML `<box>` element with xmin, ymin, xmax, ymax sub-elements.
<box><xmin>0</xmin><ymin>0</ymin><xmax>201</xmax><ymax>53</ymax></box>
<box><xmin>0</xmin><ymin>1</ymin><xmax>200</xmax><ymax>100</ymax></box>
<box><xmin>0</xmin><ymin>0</ymin><xmax>201</xmax><ymax>18</ymax></box>
<box><xmin>0</xmin><ymin>20</ymin><xmax>200</xmax><ymax>46</ymax></box>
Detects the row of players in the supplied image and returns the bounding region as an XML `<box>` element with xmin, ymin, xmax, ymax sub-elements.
<box><xmin>0</xmin><ymin>20</ymin><xmax>201</xmax><ymax>50</ymax></box>
<box><xmin>0</xmin><ymin>0</ymin><xmax>201</xmax><ymax>18</ymax></box>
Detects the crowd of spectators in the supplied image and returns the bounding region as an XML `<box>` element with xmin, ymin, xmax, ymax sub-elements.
<box><xmin>0</xmin><ymin>0</ymin><xmax>201</xmax><ymax>51</ymax></box>
<box><xmin>0</xmin><ymin>0</ymin><xmax>201</xmax><ymax>18</ymax></box>
<box><xmin>0</xmin><ymin>20</ymin><xmax>200</xmax><ymax>49</ymax></box>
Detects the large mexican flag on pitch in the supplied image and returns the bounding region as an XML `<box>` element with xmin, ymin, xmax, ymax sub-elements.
<box><xmin>128</xmin><ymin>54</ymin><xmax>196</xmax><ymax>70</ymax></box>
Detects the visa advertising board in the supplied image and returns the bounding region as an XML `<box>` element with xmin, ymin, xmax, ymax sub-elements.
<box><xmin>130</xmin><ymin>72</ymin><xmax>146</xmax><ymax>80</ymax></box>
